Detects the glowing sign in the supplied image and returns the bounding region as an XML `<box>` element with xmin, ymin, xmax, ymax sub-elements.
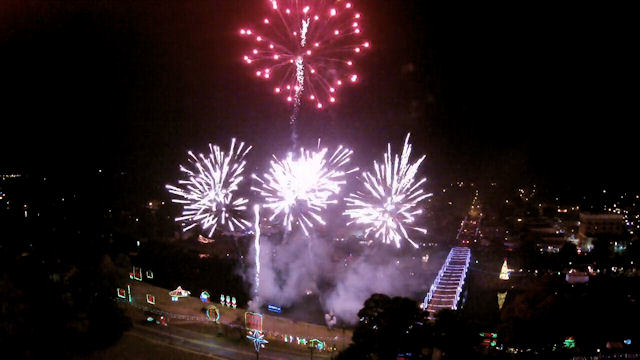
<box><xmin>564</xmin><ymin>338</ymin><xmax>575</xmax><ymax>348</ymax></box>
<box><xmin>245</xmin><ymin>312</ymin><xmax>263</xmax><ymax>332</ymax></box>
<box><xmin>247</xmin><ymin>330</ymin><xmax>268</xmax><ymax>352</ymax></box>
<box><xmin>310</xmin><ymin>339</ymin><xmax>325</xmax><ymax>350</ymax></box>
<box><xmin>206</xmin><ymin>305</ymin><xmax>220</xmax><ymax>322</ymax></box>
<box><xmin>117</xmin><ymin>288</ymin><xmax>126</xmax><ymax>299</ymax></box>
<box><xmin>480</xmin><ymin>332</ymin><xmax>498</xmax><ymax>347</ymax></box>
<box><xmin>129</xmin><ymin>266</ymin><xmax>142</xmax><ymax>281</ymax></box>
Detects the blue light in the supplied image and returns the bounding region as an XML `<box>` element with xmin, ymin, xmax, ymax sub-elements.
<box><xmin>268</xmin><ymin>304</ymin><xmax>282</xmax><ymax>313</ymax></box>
<box><xmin>247</xmin><ymin>330</ymin><xmax>268</xmax><ymax>352</ymax></box>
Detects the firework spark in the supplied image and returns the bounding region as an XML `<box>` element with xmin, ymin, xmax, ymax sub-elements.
<box><xmin>166</xmin><ymin>138</ymin><xmax>252</xmax><ymax>237</ymax></box>
<box><xmin>252</xmin><ymin>142</ymin><xmax>357</xmax><ymax>236</ymax></box>
<box><xmin>239</xmin><ymin>0</ymin><xmax>369</xmax><ymax>110</ymax></box>
<box><xmin>344</xmin><ymin>134</ymin><xmax>432</xmax><ymax>249</ymax></box>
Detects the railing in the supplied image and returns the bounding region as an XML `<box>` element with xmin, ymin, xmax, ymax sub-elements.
<box><xmin>423</xmin><ymin>247</ymin><xmax>471</xmax><ymax>318</ymax></box>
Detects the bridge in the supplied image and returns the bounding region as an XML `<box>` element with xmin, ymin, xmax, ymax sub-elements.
<box><xmin>423</xmin><ymin>247</ymin><xmax>471</xmax><ymax>319</ymax></box>
<box><xmin>423</xmin><ymin>193</ymin><xmax>480</xmax><ymax>319</ymax></box>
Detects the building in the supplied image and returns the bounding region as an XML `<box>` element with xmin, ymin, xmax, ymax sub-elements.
<box><xmin>578</xmin><ymin>213</ymin><xmax>625</xmax><ymax>250</ymax></box>
<box><xmin>579</xmin><ymin>213</ymin><xmax>625</xmax><ymax>237</ymax></box>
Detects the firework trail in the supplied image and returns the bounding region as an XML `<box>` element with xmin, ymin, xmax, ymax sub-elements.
<box><xmin>166</xmin><ymin>138</ymin><xmax>252</xmax><ymax>237</ymax></box>
<box><xmin>344</xmin><ymin>134</ymin><xmax>433</xmax><ymax>248</ymax></box>
<box><xmin>253</xmin><ymin>204</ymin><xmax>261</xmax><ymax>298</ymax></box>
<box><xmin>239</xmin><ymin>1</ymin><xmax>370</xmax><ymax>144</ymax></box>
<box><xmin>252</xmin><ymin>142</ymin><xmax>357</xmax><ymax>236</ymax></box>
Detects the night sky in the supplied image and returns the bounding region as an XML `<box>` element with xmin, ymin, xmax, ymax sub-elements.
<box><xmin>1</xmin><ymin>1</ymin><xmax>636</xmax><ymax>197</ymax></box>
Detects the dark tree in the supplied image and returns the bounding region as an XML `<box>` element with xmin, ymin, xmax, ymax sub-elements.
<box><xmin>338</xmin><ymin>294</ymin><xmax>432</xmax><ymax>359</ymax></box>
<box><xmin>432</xmin><ymin>309</ymin><xmax>477</xmax><ymax>359</ymax></box>
<box><xmin>558</xmin><ymin>242</ymin><xmax>578</xmax><ymax>267</ymax></box>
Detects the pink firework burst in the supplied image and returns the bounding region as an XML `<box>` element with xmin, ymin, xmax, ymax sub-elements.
<box><xmin>239</xmin><ymin>0</ymin><xmax>370</xmax><ymax>109</ymax></box>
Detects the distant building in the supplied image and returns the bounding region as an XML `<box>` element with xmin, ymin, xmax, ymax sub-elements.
<box><xmin>529</xmin><ymin>226</ymin><xmax>567</xmax><ymax>253</ymax></box>
<box><xmin>579</xmin><ymin>213</ymin><xmax>625</xmax><ymax>238</ymax></box>
<box><xmin>578</xmin><ymin>213</ymin><xmax>625</xmax><ymax>250</ymax></box>
<box><xmin>538</xmin><ymin>237</ymin><xmax>566</xmax><ymax>253</ymax></box>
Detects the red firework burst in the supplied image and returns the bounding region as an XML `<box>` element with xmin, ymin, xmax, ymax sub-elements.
<box><xmin>239</xmin><ymin>0</ymin><xmax>370</xmax><ymax>109</ymax></box>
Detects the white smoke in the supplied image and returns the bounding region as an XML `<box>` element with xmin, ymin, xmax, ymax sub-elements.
<box><xmin>247</xmin><ymin>226</ymin><xmax>440</xmax><ymax>325</ymax></box>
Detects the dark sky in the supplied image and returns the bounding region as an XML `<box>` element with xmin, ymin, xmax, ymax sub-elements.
<box><xmin>1</xmin><ymin>1</ymin><xmax>637</xmax><ymax>196</ymax></box>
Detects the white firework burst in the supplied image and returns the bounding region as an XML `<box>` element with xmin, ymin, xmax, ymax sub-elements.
<box><xmin>344</xmin><ymin>134</ymin><xmax>432</xmax><ymax>248</ymax></box>
<box><xmin>252</xmin><ymin>142</ymin><xmax>357</xmax><ymax>236</ymax></box>
<box><xmin>166</xmin><ymin>138</ymin><xmax>252</xmax><ymax>237</ymax></box>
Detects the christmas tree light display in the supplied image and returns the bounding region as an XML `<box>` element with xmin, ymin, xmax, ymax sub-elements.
<box><xmin>499</xmin><ymin>259</ymin><xmax>510</xmax><ymax>280</ymax></box>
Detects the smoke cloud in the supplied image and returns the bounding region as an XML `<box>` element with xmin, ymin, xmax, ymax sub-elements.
<box><xmin>247</xmin><ymin>226</ymin><xmax>441</xmax><ymax>325</ymax></box>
